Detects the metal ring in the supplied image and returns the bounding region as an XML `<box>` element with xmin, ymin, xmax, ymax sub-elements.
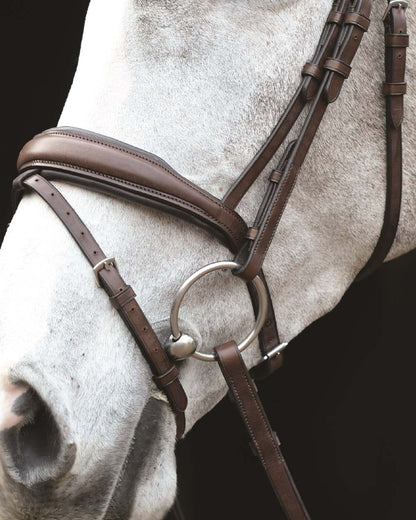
<box><xmin>170</xmin><ymin>261</ymin><xmax>268</xmax><ymax>362</ymax></box>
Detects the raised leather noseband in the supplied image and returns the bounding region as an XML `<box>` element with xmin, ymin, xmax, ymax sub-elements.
<box><xmin>12</xmin><ymin>1</ymin><xmax>408</xmax><ymax>518</ymax></box>
<box><xmin>14</xmin><ymin>126</ymin><xmax>283</xmax><ymax>378</ymax></box>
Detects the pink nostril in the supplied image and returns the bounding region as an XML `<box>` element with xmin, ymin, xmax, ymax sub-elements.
<box><xmin>0</xmin><ymin>379</ymin><xmax>31</xmax><ymax>431</ymax></box>
<box><xmin>0</xmin><ymin>378</ymin><xmax>76</xmax><ymax>486</ymax></box>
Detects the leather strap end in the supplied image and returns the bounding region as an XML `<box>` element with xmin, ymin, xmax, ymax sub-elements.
<box><xmin>175</xmin><ymin>412</ymin><xmax>186</xmax><ymax>440</ymax></box>
<box><xmin>388</xmin><ymin>96</ymin><xmax>405</xmax><ymax>128</ymax></box>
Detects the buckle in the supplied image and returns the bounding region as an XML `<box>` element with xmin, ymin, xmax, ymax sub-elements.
<box><xmin>93</xmin><ymin>257</ymin><xmax>118</xmax><ymax>287</ymax></box>
<box><xmin>383</xmin><ymin>1</ymin><xmax>408</xmax><ymax>22</ymax></box>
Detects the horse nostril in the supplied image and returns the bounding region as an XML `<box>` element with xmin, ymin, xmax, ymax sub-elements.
<box><xmin>0</xmin><ymin>387</ymin><xmax>76</xmax><ymax>487</ymax></box>
<box><xmin>0</xmin><ymin>381</ymin><xmax>31</xmax><ymax>431</ymax></box>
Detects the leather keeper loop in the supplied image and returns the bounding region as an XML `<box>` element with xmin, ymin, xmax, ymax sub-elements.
<box><xmin>246</xmin><ymin>227</ymin><xmax>259</xmax><ymax>241</ymax></box>
<box><xmin>324</xmin><ymin>58</ymin><xmax>352</xmax><ymax>79</ymax></box>
<box><xmin>269</xmin><ymin>169</ymin><xmax>283</xmax><ymax>184</ymax></box>
<box><xmin>383</xmin><ymin>82</ymin><xmax>407</xmax><ymax>96</ymax></box>
<box><xmin>327</xmin><ymin>11</ymin><xmax>343</xmax><ymax>25</ymax></box>
<box><xmin>301</xmin><ymin>62</ymin><xmax>323</xmax><ymax>81</ymax></box>
<box><xmin>110</xmin><ymin>285</ymin><xmax>136</xmax><ymax>310</ymax></box>
<box><xmin>344</xmin><ymin>12</ymin><xmax>370</xmax><ymax>32</ymax></box>
<box><xmin>386</xmin><ymin>33</ymin><xmax>409</xmax><ymax>48</ymax></box>
<box><xmin>153</xmin><ymin>365</ymin><xmax>180</xmax><ymax>389</ymax></box>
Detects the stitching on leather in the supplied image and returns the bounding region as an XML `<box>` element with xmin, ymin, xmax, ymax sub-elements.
<box><xmin>43</xmin><ymin>130</ymin><xmax>247</xmax><ymax>230</ymax></box>
<box><xmin>240</xmin><ymin>371</ymin><xmax>282</xmax><ymax>459</ymax></box>
<box><xmin>227</xmin><ymin>375</ymin><xmax>267</xmax><ymax>467</ymax></box>
<box><xmin>219</xmin><ymin>351</ymin><xmax>282</xmax><ymax>469</ymax></box>
<box><xmin>29</xmin><ymin>175</ymin><xmax>187</xmax><ymax>417</ymax></box>
<box><xmin>250</xmin><ymin>164</ymin><xmax>296</xmax><ymax>265</ymax></box>
<box><xmin>25</xmin><ymin>160</ymin><xmax>244</xmax><ymax>243</ymax></box>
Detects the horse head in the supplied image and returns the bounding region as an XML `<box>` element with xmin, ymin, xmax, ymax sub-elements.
<box><xmin>0</xmin><ymin>0</ymin><xmax>414</xmax><ymax>518</ymax></box>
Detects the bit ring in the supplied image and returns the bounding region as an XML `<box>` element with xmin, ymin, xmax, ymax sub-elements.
<box><xmin>169</xmin><ymin>261</ymin><xmax>268</xmax><ymax>362</ymax></box>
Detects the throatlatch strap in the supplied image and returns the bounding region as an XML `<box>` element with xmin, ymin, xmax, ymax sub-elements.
<box><xmin>23</xmin><ymin>173</ymin><xmax>188</xmax><ymax>439</ymax></box>
<box><xmin>215</xmin><ymin>342</ymin><xmax>310</xmax><ymax>520</ymax></box>
<box><xmin>357</xmin><ymin>2</ymin><xmax>408</xmax><ymax>279</ymax></box>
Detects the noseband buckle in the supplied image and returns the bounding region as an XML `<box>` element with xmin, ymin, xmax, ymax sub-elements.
<box><xmin>93</xmin><ymin>257</ymin><xmax>119</xmax><ymax>287</ymax></box>
<box><xmin>383</xmin><ymin>0</ymin><xmax>408</xmax><ymax>22</ymax></box>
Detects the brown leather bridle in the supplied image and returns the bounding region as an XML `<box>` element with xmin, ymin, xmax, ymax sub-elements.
<box><xmin>12</xmin><ymin>1</ymin><xmax>408</xmax><ymax>518</ymax></box>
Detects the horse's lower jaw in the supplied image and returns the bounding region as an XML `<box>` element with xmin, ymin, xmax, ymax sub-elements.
<box><xmin>0</xmin><ymin>399</ymin><xmax>176</xmax><ymax>520</ymax></box>
<box><xmin>104</xmin><ymin>398</ymin><xmax>178</xmax><ymax>520</ymax></box>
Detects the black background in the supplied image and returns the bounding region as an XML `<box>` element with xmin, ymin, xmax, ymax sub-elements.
<box><xmin>1</xmin><ymin>3</ymin><xmax>415</xmax><ymax>519</ymax></box>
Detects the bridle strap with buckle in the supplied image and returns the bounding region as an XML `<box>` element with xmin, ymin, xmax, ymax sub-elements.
<box><xmin>14</xmin><ymin>127</ymin><xmax>283</xmax><ymax>374</ymax></box>
<box><xmin>235</xmin><ymin>0</ymin><xmax>372</xmax><ymax>281</ymax></box>
<box><xmin>357</xmin><ymin>1</ymin><xmax>408</xmax><ymax>279</ymax></box>
<box><xmin>215</xmin><ymin>341</ymin><xmax>310</xmax><ymax>520</ymax></box>
<box><xmin>23</xmin><ymin>173</ymin><xmax>188</xmax><ymax>439</ymax></box>
<box><xmin>215</xmin><ymin>2</ymin><xmax>408</xmax><ymax>518</ymax></box>
<box><xmin>11</xmin><ymin>0</ymin><xmax>409</xmax><ymax>518</ymax></box>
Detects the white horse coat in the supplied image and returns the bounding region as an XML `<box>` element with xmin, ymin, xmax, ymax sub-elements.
<box><xmin>0</xmin><ymin>1</ymin><xmax>415</xmax><ymax>519</ymax></box>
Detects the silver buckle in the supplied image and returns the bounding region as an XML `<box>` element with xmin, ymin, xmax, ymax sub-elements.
<box><xmin>383</xmin><ymin>0</ymin><xmax>408</xmax><ymax>22</ymax></box>
<box><xmin>93</xmin><ymin>257</ymin><xmax>118</xmax><ymax>288</ymax></box>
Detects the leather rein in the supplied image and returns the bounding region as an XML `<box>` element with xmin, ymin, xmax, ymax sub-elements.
<box><xmin>12</xmin><ymin>1</ymin><xmax>408</xmax><ymax>518</ymax></box>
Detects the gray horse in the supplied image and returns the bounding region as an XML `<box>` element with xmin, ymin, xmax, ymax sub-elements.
<box><xmin>0</xmin><ymin>1</ymin><xmax>414</xmax><ymax>519</ymax></box>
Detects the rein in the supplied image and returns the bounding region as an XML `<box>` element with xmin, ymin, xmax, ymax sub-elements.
<box><xmin>12</xmin><ymin>0</ymin><xmax>408</xmax><ymax>518</ymax></box>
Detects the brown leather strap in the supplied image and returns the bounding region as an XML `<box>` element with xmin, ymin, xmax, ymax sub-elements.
<box><xmin>215</xmin><ymin>342</ymin><xmax>310</xmax><ymax>520</ymax></box>
<box><xmin>15</xmin><ymin>127</ymin><xmax>247</xmax><ymax>254</ymax></box>
<box><xmin>235</xmin><ymin>0</ymin><xmax>372</xmax><ymax>281</ymax></box>
<box><xmin>247</xmin><ymin>269</ymin><xmax>284</xmax><ymax>378</ymax></box>
<box><xmin>10</xmin><ymin>4</ymin><xmax>410</xmax><ymax>519</ymax></box>
<box><xmin>222</xmin><ymin>0</ymin><xmax>348</xmax><ymax>209</ymax></box>
<box><xmin>23</xmin><ymin>173</ymin><xmax>188</xmax><ymax>438</ymax></box>
<box><xmin>357</xmin><ymin>2</ymin><xmax>407</xmax><ymax>279</ymax></box>
<box><xmin>13</xmin><ymin>127</ymin><xmax>282</xmax><ymax>367</ymax></box>
<box><xmin>324</xmin><ymin>0</ymin><xmax>371</xmax><ymax>103</ymax></box>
